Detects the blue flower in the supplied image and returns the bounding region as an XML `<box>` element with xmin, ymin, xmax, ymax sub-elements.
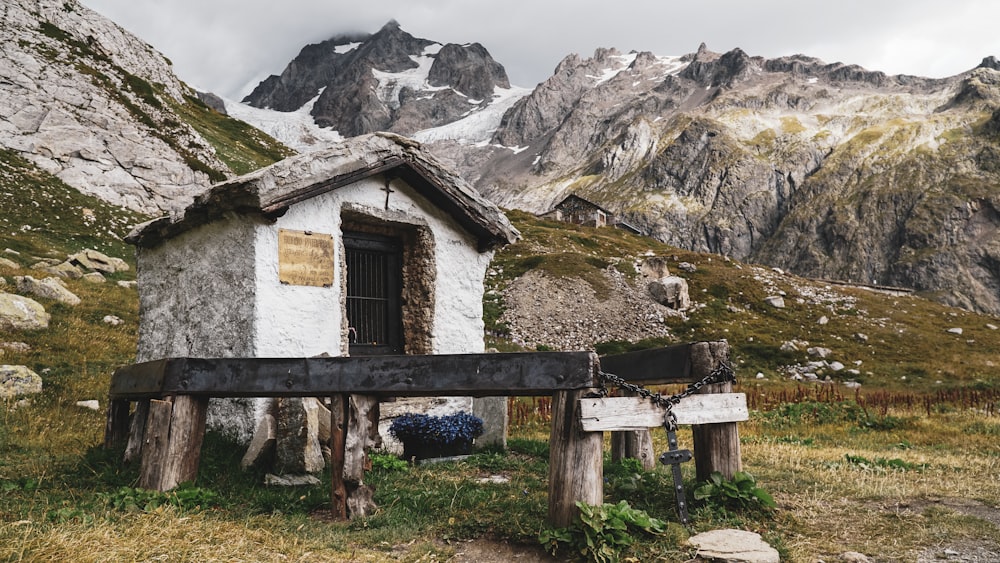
<box><xmin>389</xmin><ymin>411</ymin><xmax>485</xmax><ymax>447</ymax></box>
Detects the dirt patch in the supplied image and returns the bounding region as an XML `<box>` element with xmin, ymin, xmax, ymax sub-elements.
<box><xmin>883</xmin><ymin>497</ymin><xmax>1000</xmax><ymax>562</ymax></box>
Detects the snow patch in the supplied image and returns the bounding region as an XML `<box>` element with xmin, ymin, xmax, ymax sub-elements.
<box><xmin>588</xmin><ymin>53</ymin><xmax>639</xmax><ymax>85</ymax></box>
<box><xmin>224</xmin><ymin>90</ymin><xmax>343</xmax><ymax>153</ymax></box>
<box><xmin>334</xmin><ymin>42</ymin><xmax>361</xmax><ymax>54</ymax></box>
<box><xmin>414</xmin><ymin>85</ymin><xmax>531</xmax><ymax>145</ymax></box>
<box><xmin>372</xmin><ymin>53</ymin><xmax>447</xmax><ymax>109</ymax></box>
<box><xmin>655</xmin><ymin>55</ymin><xmax>688</xmax><ymax>77</ymax></box>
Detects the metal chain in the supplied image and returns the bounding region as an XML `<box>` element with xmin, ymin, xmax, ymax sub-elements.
<box><xmin>596</xmin><ymin>362</ymin><xmax>736</xmax><ymax>430</ymax></box>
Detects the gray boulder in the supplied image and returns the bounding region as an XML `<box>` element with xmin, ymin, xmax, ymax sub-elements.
<box><xmin>0</xmin><ymin>257</ymin><xmax>19</xmax><ymax>269</ymax></box>
<box><xmin>764</xmin><ymin>295</ymin><xmax>785</xmax><ymax>308</ymax></box>
<box><xmin>82</xmin><ymin>272</ymin><xmax>107</xmax><ymax>283</ymax></box>
<box><xmin>0</xmin><ymin>365</ymin><xmax>42</xmax><ymax>398</ymax></box>
<box><xmin>647</xmin><ymin>276</ymin><xmax>691</xmax><ymax>310</ymax></box>
<box><xmin>274</xmin><ymin>397</ymin><xmax>325</xmax><ymax>474</ymax></box>
<box><xmin>807</xmin><ymin>346</ymin><xmax>832</xmax><ymax>359</ymax></box>
<box><xmin>640</xmin><ymin>256</ymin><xmax>672</xmax><ymax>279</ymax></box>
<box><xmin>38</xmin><ymin>261</ymin><xmax>83</xmax><ymax>279</ymax></box>
<box><xmin>15</xmin><ymin>276</ymin><xmax>80</xmax><ymax>306</ymax></box>
<box><xmin>686</xmin><ymin>529</ymin><xmax>779</xmax><ymax>563</ymax></box>
<box><xmin>69</xmin><ymin>249</ymin><xmax>129</xmax><ymax>274</ymax></box>
<box><xmin>0</xmin><ymin>293</ymin><xmax>50</xmax><ymax>330</ymax></box>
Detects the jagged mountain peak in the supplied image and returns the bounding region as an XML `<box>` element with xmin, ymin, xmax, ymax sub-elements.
<box><xmin>228</xmin><ymin>25</ymin><xmax>1000</xmax><ymax>317</ymax></box>
<box><xmin>240</xmin><ymin>22</ymin><xmax>513</xmax><ymax>138</ymax></box>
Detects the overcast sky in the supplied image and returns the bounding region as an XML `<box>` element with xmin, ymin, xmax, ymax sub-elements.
<box><xmin>79</xmin><ymin>0</ymin><xmax>1000</xmax><ymax>101</ymax></box>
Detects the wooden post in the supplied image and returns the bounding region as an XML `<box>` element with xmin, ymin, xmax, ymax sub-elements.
<box><xmin>345</xmin><ymin>394</ymin><xmax>379</xmax><ymax>519</ymax></box>
<box><xmin>104</xmin><ymin>399</ymin><xmax>131</xmax><ymax>449</ymax></box>
<box><xmin>611</xmin><ymin>430</ymin><xmax>655</xmax><ymax>470</ymax></box>
<box><xmin>329</xmin><ymin>394</ymin><xmax>348</xmax><ymax>520</ymax></box>
<box><xmin>123</xmin><ymin>399</ymin><xmax>150</xmax><ymax>463</ymax></box>
<box><xmin>689</xmin><ymin>341</ymin><xmax>742</xmax><ymax>481</ymax></box>
<box><xmin>548</xmin><ymin>389</ymin><xmax>603</xmax><ymax>528</ymax></box>
<box><xmin>138</xmin><ymin>399</ymin><xmax>172</xmax><ymax>490</ymax></box>
<box><xmin>137</xmin><ymin>395</ymin><xmax>208</xmax><ymax>492</ymax></box>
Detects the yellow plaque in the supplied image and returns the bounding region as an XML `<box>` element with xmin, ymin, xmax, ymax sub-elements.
<box><xmin>278</xmin><ymin>229</ymin><xmax>334</xmax><ymax>287</ymax></box>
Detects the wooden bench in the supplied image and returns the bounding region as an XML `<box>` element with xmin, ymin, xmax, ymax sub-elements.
<box><xmin>104</xmin><ymin>341</ymin><xmax>745</xmax><ymax>526</ymax></box>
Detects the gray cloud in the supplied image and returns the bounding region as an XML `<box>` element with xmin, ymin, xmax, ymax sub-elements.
<box><xmin>80</xmin><ymin>0</ymin><xmax>1000</xmax><ymax>100</ymax></box>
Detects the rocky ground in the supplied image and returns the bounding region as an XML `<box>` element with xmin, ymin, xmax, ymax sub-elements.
<box><xmin>499</xmin><ymin>266</ymin><xmax>679</xmax><ymax>351</ymax></box>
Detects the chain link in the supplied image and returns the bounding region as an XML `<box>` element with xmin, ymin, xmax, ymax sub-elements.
<box><xmin>597</xmin><ymin>362</ymin><xmax>735</xmax><ymax>431</ymax></box>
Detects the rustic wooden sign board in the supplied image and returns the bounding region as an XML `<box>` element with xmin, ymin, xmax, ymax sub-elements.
<box><xmin>278</xmin><ymin>229</ymin><xmax>334</xmax><ymax>287</ymax></box>
<box><xmin>578</xmin><ymin>393</ymin><xmax>749</xmax><ymax>431</ymax></box>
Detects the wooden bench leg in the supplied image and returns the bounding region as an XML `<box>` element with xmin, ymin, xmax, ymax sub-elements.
<box><xmin>138</xmin><ymin>395</ymin><xmax>208</xmax><ymax>492</ymax></box>
<box><xmin>691</xmin><ymin>380</ymin><xmax>742</xmax><ymax>481</ymax></box>
<box><xmin>611</xmin><ymin>390</ymin><xmax>655</xmax><ymax>470</ymax></box>
<box><xmin>611</xmin><ymin>429</ymin><xmax>655</xmax><ymax>470</ymax></box>
<box><xmin>124</xmin><ymin>399</ymin><xmax>150</xmax><ymax>463</ymax></box>
<box><xmin>329</xmin><ymin>394</ymin><xmax>348</xmax><ymax>520</ymax></box>
<box><xmin>104</xmin><ymin>399</ymin><xmax>130</xmax><ymax>449</ymax></box>
<box><xmin>548</xmin><ymin>389</ymin><xmax>603</xmax><ymax>528</ymax></box>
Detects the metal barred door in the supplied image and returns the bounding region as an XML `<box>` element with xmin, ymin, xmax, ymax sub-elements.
<box><xmin>344</xmin><ymin>232</ymin><xmax>403</xmax><ymax>356</ymax></box>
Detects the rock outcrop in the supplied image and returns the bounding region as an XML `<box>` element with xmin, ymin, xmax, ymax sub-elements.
<box><xmin>14</xmin><ymin>276</ymin><xmax>80</xmax><ymax>306</ymax></box>
<box><xmin>0</xmin><ymin>0</ymin><xmax>235</xmax><ymax>214</ymax></box>
<box><xmin>0</xmin><ymin>365</ymin><xmax>42</xmax><ymax>398</ymax></box>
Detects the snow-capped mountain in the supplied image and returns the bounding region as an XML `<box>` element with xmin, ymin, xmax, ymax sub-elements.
<box><xmin>238</xmin><ymin>20</ymin><xmax>524</xmax><ymax>147</ymax></box>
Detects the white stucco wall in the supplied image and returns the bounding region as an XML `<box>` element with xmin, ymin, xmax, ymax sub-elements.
<box><xmin>254</xmin><ymin>176</ymin><xmax>492</xmax><ymax>358</ymax></box>
<box><xmin>254</xmin><ymin>193</ymin><xmax>345</xmax><ymax>358</ymax></box>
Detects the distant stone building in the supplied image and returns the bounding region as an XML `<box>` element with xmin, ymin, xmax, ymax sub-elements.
<box><xmin>542</xmin><ymin>194</ymin><xmax>611</xmax><ymax>227</ymax></box>
<box><xmin>541</xmin><ymin>194</ymin><xmax>644</xmax><ymax>234</ymax></box>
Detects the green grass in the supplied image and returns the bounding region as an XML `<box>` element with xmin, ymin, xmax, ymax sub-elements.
<box><xmin>168</xmin><ymin>94</ymin><xmax>295</xmax><ymax>176</ymax></box>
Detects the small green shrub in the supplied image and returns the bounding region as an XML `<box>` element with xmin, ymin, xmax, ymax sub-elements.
<box><xmin>844</xmin><ymin>454</ymin><xmax>928</xmax><ymax>472</ymax></box>
<box><xmin>100</xmin><ymin>483</ymin><xmax>219</xmax><ymax>513</ymax></box>
<box><xmin>693</xmin><ymin>471</ymin><xmax>776</xmax><ymax>515</ymax></box>
<box><xmin>539</xmin><ymin>500</ymin><xmax>665</xmax><ymax>563</ymax></box>
<box><xmin>762</xmin><ymin>400</ymin><xmax>867</xmax><ymax>427</ymax></box>
<box><xmin>370</xmin><ymin>452</ymin><xmax>409</xmax><ymax>472</ymax></box>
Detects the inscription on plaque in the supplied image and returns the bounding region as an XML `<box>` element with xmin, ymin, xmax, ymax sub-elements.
<box><xmin>278</xmin><ymin>229</ymin><xmax>334</xmax><ymax>287</ymax></box>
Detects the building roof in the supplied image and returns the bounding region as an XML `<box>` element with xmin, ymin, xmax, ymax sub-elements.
<box><xmin>127</xmin><ymin>133</ymin><xmax>519</xmax><ymax>251</ymax></box>
<box><xmin>552</xmin><ymin>194</ymin><xmax>613</xmax><ymax>215</ymax></box>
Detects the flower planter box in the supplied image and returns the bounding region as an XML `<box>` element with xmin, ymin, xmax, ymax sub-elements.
<box><xmin>390</xmin><ymin>411</ymin><xmax>483</xmax><ymax>462</ymax></box>
<box><xmin>401</xmin><ymin>439</ymin><xmax>474</xmax><ymax>461</ymax></box>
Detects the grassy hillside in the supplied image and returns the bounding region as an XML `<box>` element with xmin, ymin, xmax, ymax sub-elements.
<box><xmin>490</xmin><ymin>210</ymin><xmax>1000</xmax><ymax>396</ymax></box>
<box><xmin>168</xmin><ymin>93</ymin><xmax>296</xmax><ymax>176</ymax></box>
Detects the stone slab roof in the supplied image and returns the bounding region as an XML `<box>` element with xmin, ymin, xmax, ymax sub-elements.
<box><xmin>127</xmin><ymin>133</ymin><xmax>519</xmax><ymax>251</ymax></box>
